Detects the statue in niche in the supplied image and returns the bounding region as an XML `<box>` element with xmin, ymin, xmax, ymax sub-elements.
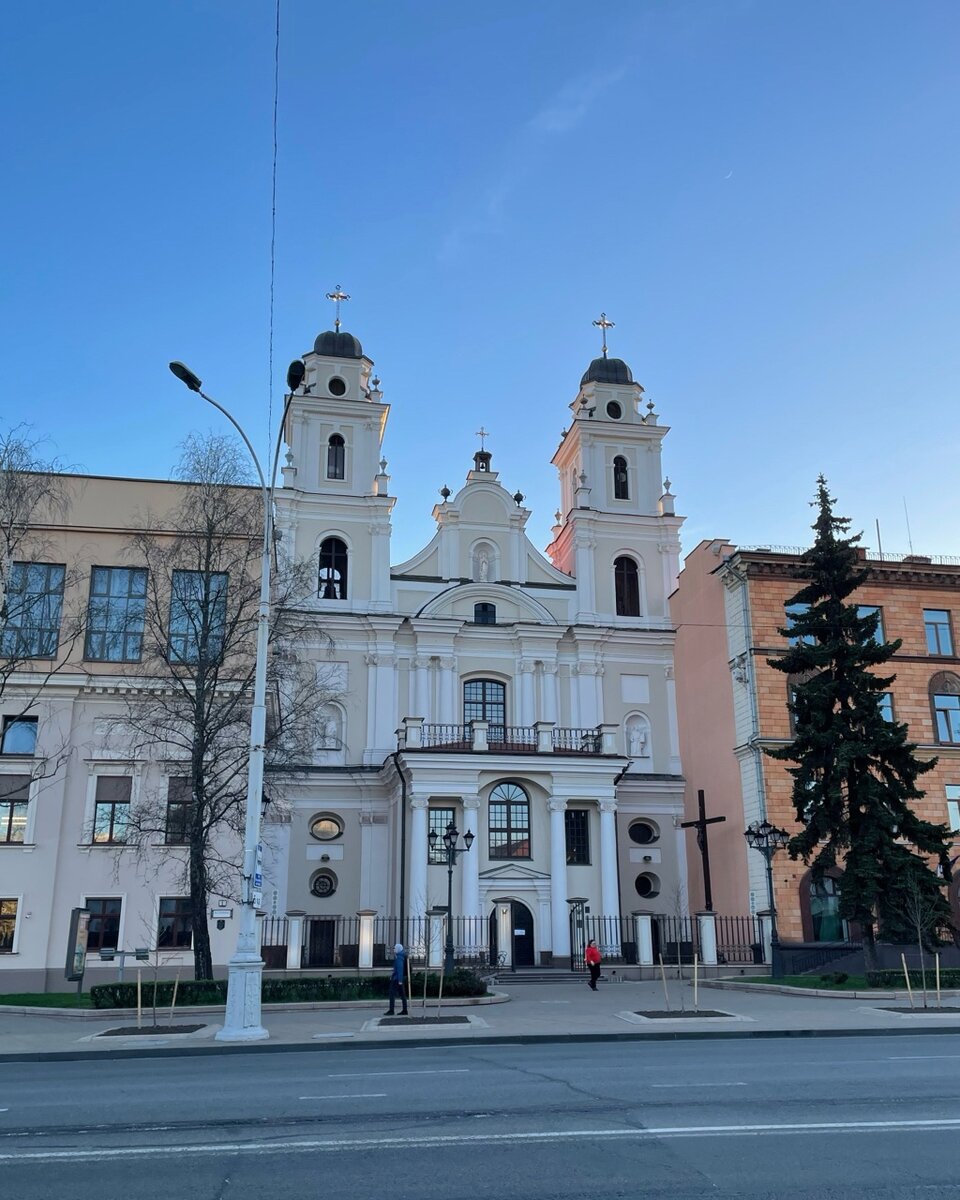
<box><xmin>627</xmin><ymin>721</ymin><xmax>648</xmax><ymax>758</ymax></box>
<box><xmin>319</xmin><ymin>707</ymin><xmax>342</xmax><ymax>750</ymax></box>
<box><xmin>478</xmin><ymin>552</ymin><xmax>489</xmax><ymax>582</ymax></box>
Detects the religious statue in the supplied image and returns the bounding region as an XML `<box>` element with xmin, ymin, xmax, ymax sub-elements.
<box><xmin>478</xmin><ymin>552</ymin><xmax>489</xmax><ymax>582</ymax></box>
<box><xmin>628</xmin><ymin>722</ymin><xmax>647</xmax><ymax>758</ymax></box>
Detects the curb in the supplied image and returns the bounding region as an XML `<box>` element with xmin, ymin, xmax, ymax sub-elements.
<box><xmin>4</xmin><ymin>1022</ymin><xmax>960</xmax><ymax>1065</ymax></box>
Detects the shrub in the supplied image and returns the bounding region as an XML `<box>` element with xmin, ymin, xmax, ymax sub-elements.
<box><xmin>865</xmin><ymin>968</ymin><xmax>960</xmax><ymax>989</ymax></box>
<box><xmin>89</xmin><ymin>969</ymin><xmax>487</xmax><ymax>1009</ymax></box>
<box><xmin>818</xmin><ymin>971</ymin><xmax>849</xmax><ymax>985</ymax></box>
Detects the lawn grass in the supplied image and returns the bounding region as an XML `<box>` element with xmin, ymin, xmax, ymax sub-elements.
<box><xmin>0</xmin><ymin>992</ymin><xmax>93</xmax><ymax>1008</ymax></box>
<box><xmin>739</xmin><ymin>974</ymin><xmax>871</xmax><ymax>990</ymax></box>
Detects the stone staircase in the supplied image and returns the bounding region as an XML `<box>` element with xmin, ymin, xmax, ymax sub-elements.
<box><xmin>492</xmin><ymin>968</ymin><xmax>592</xmax><ymax>985</ymax></box>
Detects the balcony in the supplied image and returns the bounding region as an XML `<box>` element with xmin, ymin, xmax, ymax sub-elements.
<box><xmin>398</xmin><ymin>718</ymin><xmax>619</xmax><ymax>755</ymax></box>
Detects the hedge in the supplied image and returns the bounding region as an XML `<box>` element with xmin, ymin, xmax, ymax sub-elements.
<box><xmin>865</xmin><ymin>968</ymin><xmax>960</xmax><ymax>989</ymax></box>
<box><xmin>89</xmin><ymin>969</ymin><xmax>487</xmax><ymax>1009</ymax></box>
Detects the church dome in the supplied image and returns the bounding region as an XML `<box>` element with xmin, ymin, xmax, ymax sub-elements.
<box><xmin>313</xmin><ymin>329</ymin><xmax>363</xmax><ymax>359</ymax></box>
<box><xmin>580</xmin><ymin>356</ymin><xmax>633</xmax><ymax>386</ymax></box>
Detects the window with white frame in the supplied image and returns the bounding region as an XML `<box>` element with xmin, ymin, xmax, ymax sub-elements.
<box><xmin>878</xmin><ymin>693</ymin><xmax>894</xmax><ymax>723</ymax></box>
<box><xmin>857</xmin><ymin>605</ymin><xmax>884</xmax><ymax>644</ymax></box>
<box><xmin>1</xmin><ymin>562</ymin><xmax>66</xmax><ymax>658</ymax></box>
<box><xmin>157</xmin><ymin>896</ymin><xmax>193</xmax><ymax>948</ymax></box>
<box><xmin>785</xmin><ymin>602</ymin><xmax>815</xmax><ymax>646</ymax></box>
<box><xmin>92</xmin><ymin>776</ymin><xmax>132</xmax><ymax>844</ymax></box>
<box><xmin>0</xmin><ymin>775</ymin><xmax>30</xmax><ymax>844</ymax></box>
<box><xmin>85</xmin><ymin>566</ymin><xmax>147</xmax><ymax>662</ymax></box>
<box><xmin>925</xmin><ymin>610</ymin><xmax>954</xmax><ymax>656</ymax></box>
<box><xmin>168</xmin><ymin>570</ymin><xmax>228</xmax><ymax>664</ymax></box>
<box><xmin>84</xmin><ymin>897</ymin><xmax>122</xmax><ymax>952</ymax></box>
<box><xmin>947</xmin><ymin>785</ymin><xmax>960</xmax><ymax>834</ymax></box>
<box><xmin>0</xmin><ymin>898</ymin><xmax>17</xmax><ymax>952</ymax></box>
<box><xmin>428</xmin><ymin>805</ymin><xmax>456</xmax><ymax>864</ymax></box>
<box><xmin>1</xmin><ymin>715</ymin><xmax>37</xmax><ymax>755</ymax></box>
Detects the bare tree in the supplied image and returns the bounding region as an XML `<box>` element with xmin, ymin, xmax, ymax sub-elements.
<box><xmin>114</xmin><ymin>433</ymin><xmax>333</xmax><ymax>980</ymax></box>
<box><xmin>0</xmin><ymin>426</ymin><xmax>85</xmax><ymax>800</ymax></box>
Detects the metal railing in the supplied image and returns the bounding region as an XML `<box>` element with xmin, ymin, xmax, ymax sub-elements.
<box><xmin>412</xmin><ymin>723</ymin><xmax>605</xmax><ymax>755</ymax></box>
<box><xmin>716</xmin><ymin>914</ymin><xmax>765</xmax><ymax>965</ymax></box>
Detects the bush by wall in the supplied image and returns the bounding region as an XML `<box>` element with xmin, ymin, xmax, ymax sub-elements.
<box><xmin>866</xmin><ymin>968</ymin><xmax>960</xmax><ymax>989</ymax></box>
<box><xmin>89</xmin><ymin>969</ymin><xmax>487</xmax><ymax>1009</ymax></box>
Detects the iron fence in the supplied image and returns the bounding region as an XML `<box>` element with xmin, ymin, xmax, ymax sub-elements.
<box><xmin>570</xmin><ymin>916</ymin><xmax>636</xmax><ymax>970</ymax></box>
<box><xmin>716</xmin><ymin>914</ymin><xmax>765</xmax><ymax>965</ymax></box>
<box><xmin>259</xmin><ymin>916</ymin><xmax>288</xmax><ymax>969</ymax></box>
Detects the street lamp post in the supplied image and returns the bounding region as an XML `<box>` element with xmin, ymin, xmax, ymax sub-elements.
<box><xmin>744</xmin><ymin>819</ymin><xmax>790</xmax><ymax>979</ymax></box>
<box><xmin>168</xmin><ymin>357</ymin><xmax>304</xmax><ymax>1042</ymax></box>
<box><xmin>428</xmin><ymin>821</ymin><xmax>475</xmax><ymax>977</ymax></box>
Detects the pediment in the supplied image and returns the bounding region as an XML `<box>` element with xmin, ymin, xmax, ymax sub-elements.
<box><xmin>479</xmin><ymin>864</ymin><xmax>551</xmax><ymax>881</ymax></box>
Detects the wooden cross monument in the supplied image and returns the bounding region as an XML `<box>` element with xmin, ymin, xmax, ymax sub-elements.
<box><xmin>680</xmin><ymin>789</ymin><xmax>726</xmax><ymax>912</ymax></box>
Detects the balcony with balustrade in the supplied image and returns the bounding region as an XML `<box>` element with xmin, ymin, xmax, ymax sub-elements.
<box><xmin>397</xmin><ymin>717</ymin><xmax>620</xmax><ymax>756</ymax></box>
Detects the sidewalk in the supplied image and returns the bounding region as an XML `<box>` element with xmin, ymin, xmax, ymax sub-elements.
<box><xmin>3</xmin><ymin>977</ymin><xmax>960</xmax><ymax>1061</ymax></box>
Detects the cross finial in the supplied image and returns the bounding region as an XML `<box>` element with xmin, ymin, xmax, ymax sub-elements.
<box><xmin>475</xmin><ymin>426</ymin><xmax>489</xmax><ymax>449</ymax></box>
<box><xmin>592</xmin><ymin>311</ymin><xmax>615</xmax><ymax>358</ymax></box>
<box><xmin>325</xmin><ymin>284</ymin><xmax>351</xmax><ymax>332</ymax></box>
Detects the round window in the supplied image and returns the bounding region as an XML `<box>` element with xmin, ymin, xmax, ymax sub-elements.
<box><xmin>628</xmin><ymin>820</ymin><xmax>659</xmax><ymax>845</ymax></box>
<box><xmin>328</xmin><ymin>376</ymin><xmax>347</xmax><ymax>397</ymax></box>
<box><xmin>635</xmin><ymin>872</ymin><xmax>660</xmax><ymax>899</ymax></box>
<box><xmin>309</xmin><ymin>814</ymin><xmax>343</xmax><ymax>842</ymax></box>
<box><xmin>310</xmin><ymin>870</ymin><xmax>338</xmax><ymax>898</ymax></box>
<box><xmin>606</xmin><ymin>400</ymin><xmax>622</xmax><ymax>420</ymax></box>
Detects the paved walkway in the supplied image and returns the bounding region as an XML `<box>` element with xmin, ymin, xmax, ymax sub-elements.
<box><xmin>2</xmin><ymin>977</ymin><xmax>960</xmax><ymax>1060</ymax></box>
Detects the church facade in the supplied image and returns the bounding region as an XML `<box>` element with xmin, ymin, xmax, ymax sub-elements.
<box><xmin>266</xmin><ymin>322</ymin><xmax>687</xmax><ymax>969</ymax></box>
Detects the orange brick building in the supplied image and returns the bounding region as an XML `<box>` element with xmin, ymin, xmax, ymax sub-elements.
<box><xmin>672</xmin><ymin>541</ymin><xmax>960</xmax><ymax>948</ymax></box>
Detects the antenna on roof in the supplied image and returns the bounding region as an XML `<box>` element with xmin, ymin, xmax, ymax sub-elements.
<box><xmin>875</xmin><ymin>518</ymin><xmax>884</xmax><ymax>562</ymax></box>
<box><xmin>903</xmin><ymin>497</ymin><xmax>915</xmax><ymax>555</ymax></box>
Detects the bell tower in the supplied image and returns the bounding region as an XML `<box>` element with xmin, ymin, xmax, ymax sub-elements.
<box><xmin>275</xmin><ymin>290</ymin><xmax>394</xmax><ymax>613</ymax></box>
<box><xmin>547</xmin><ymin>315</ymin><xmax>682</xmax><ymax>624</ymax></box>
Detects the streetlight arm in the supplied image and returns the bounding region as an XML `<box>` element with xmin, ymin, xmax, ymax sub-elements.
<box><xmin>196</xmin><ymin>389</ymin><xmax>268</xmax><ymax>495</ymax></box>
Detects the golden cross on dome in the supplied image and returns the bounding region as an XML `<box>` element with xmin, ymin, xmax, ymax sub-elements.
<box><xmin>475</xmin><ymin>426</ymin><xmax>490</xmax><ymax>449</ymax></box>
<box><xmin>592</xmin><ymin>311</ymin><xmax>615</xmax><ymax>358</ymax></box>
<box><xmin>325</xmin><ymin>285</ymin><xmax>351</xmax><ymax>332</ymax></box>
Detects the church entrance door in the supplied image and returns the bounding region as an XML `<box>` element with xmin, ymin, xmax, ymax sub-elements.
<box><xmin>489</xmin><ymin>900</ymin><xmax>536</xmax><ymax>967</ymax></box>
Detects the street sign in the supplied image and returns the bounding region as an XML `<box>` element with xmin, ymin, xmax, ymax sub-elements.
<box><xmin>252</xmin><ymin>891</ymin><xmax>263</xmax><ymax>908</ymax></box>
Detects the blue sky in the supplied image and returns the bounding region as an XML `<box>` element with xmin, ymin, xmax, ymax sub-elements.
<box><xmin>3</xmin><ymin>2</ymin><xmax>958</xmax><ymax>563</ymax></box>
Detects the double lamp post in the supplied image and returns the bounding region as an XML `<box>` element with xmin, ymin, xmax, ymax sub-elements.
<box><xmin>744</xmin><ymin>818</ymin><xmax>790</xmax><ymax>979</ymax></box>
<box><xmin>428</xmin><ymin>821</ymin><xmax>474</xmax><ymax>976</ymax></box>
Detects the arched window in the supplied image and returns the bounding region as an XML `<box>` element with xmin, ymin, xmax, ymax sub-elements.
<box><xmin>809</xmin><ymin>876</ymin><xmax>845</xmax><ymax>941</ymax></box>
<box><xmin>318</xmin><ymin>537</ymin><xmax>348</xmax><ymax>600</ymax></box>
<box><xmin>488</xmin><ymin>781</ymin><xmax>530</xmax><ymax>859</ymax></box>
<box><xmin>473</xmin><ymin>603</ymin><xmax>496</xmax><ymax>625</ymax></box>
<box><xmin>464</xmin><ymin>678</ymin><xmax>505</xmax><ymax>740</ymax></box>
<box><xmin>614</xmin><ymin>556</ymin><xmax>640</xmax><ymax>616</ymax></box>
<box><xmin>326</xmin><ymin>434</ymin><xmax>345</xmax><ymax>480</ymax></box>
<box><xmin>613</xmin><ymin>456</ymin><xmax>629</xmax><ymax>500</ymax></box>
<box><xmin>931</xmin><ymin>671</ymin><xmax>960</xmax><ymax>745</ymax></box>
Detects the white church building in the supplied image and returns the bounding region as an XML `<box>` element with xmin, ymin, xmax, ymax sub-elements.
<box><xmin>265</xmin><ymin>319</ymin><xmax>687</xmax><ymax>970</ymax></box>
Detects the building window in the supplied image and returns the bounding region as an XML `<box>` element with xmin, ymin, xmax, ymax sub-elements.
<box><xmin>464</xmin><ymin>679</ymin><xmax>506</xmax><ymax>739</ymax></box>
<box><xmin>429</xmin><ymin>806</ymin><xmax>456</xmax><ymax>864</ymax></box>
<box><xmin>628</xmin><ymin>820</ymin><xmax>659</xmax><ymax>845</ymax></box>
<box><xmin>85</xmin><ymin>897</ymin><xmax>122</xmax><ymax>952</ymax></box>
<box><xmin>92</xmin><ymin>776</ymin><xmax>132</xmax><ymax>844</ymax></box>
<box><xmin>614</xmin><ymin>557</ymin><xmax>640</xmax><ymax>617</ymax></box>
<box><xmin>810</xmin><ymin>876</ymin><xmax>845</xmax><ymax>941</ymax></box>
<box><xmin>0</xmin><ymin>898</ymin><xmax>17</xmax><ymax>952</ymax></box>
<box><xmin>473</xmin><ymin>603</ymin><xmax>496</xmax><ymax>625</ymax></box>
<box><xmin>857</xmin><ymin>605</ymin><xmax>884</xmax><ymax>644</ymax></box>
<box><xmin>1</xmin><ymin>716</ymin><xmax>37</xmax><ymax>755</ymax></box>
<box><xmin>164</xmin><ymin>777</ymin><xmax>192</xmax><ymax>845</ymax></box>
<box><xmin>785</xmin><ymin>602</ymin><xmax>815</xmax><ymax>646</ymax></box>
<box><xmin>488</xmin><ymin>781</ymin><xmax>530</xmax><ymax>859</ymax></box>
<box><xmin>309</xmin><ymin>813</ymin><xmax>344</xmax><ymax>841</ymax></box>
<box><xmin>925</xmin><ymin>610</ymin><xmax>954</xmax><ymax>656</ymax></box>
<box><xmin>326</xmin><ymin>434</ymin><xmax>345</xmax><ymax>480</ymax></box>
<box><xmin>613</xmin><ymin>456</ymin><xmax>629</xmax><ymax>500</ymax></box>
<box><xmin>157</xmin><ymin>897</ymin><xmax>193</xmax><ymax>948</ymax></box>
<box><xmin>310</xmin><ymin>869</ymin><xmax>338</xmax><ymax>898</ymax></box>
<box><xmin>318</xmin><ymin>537</ymin><xmax>348</xmax><ymax>600</ymax></box>
<box><xmin>565</xmin><ymin>809</ymin><xmax>590</xmax><ymax>865</ymax></box>
<box><xmin>635</xmin><ymin>872</ymin><xmax>660</xmax><ymax>898</ymax></box>
<box><xmin>168</xmin><ymin>570</ymin><xmax>228</xmax><ymax>665</ymax></box>
<box><xmin>934</xmin><ymin>693</ymin><xmax>960</xmax><ymax>744</ymax></box>
<box><xmin>946</xmin><ymin>785</ymin><xmax>960</xmax><ymax>833</ymax></box>
<box><xmin>85</xmin><ymin>566</ymin><xmax>147</xmax><ymax>662</ymax></box>
<box><xmin>0</xmin><ymin>775</ymin><xmax>30</xmax><ymax>844</ymax></box>
<box><xmin>878</xmin><ymin>693</ymin><xmax>894</xmax><ymax>723</ymax></box>
<box><xmin>1</xmin><ymin>562</ymin><xmax>66</xmax><ymax>659</ymax></box>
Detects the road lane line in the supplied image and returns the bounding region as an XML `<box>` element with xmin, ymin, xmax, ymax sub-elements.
<box><xmin>651</xmin><ymin>1083</ymin><xmax>746</xmax><ymax>1089</ymax></box>
<box><xmin>888</xmin><ymin>1055</ymin><xmax>960</xmax><ymax>1060</ymax></box>
<box><xmin>298</xmin><ymin>1094</ymin><xmax>387</xmax><ymax>1100</ymax></box>
<box><xmin>326</xmin><ymin>1069</ymin><xmax>470</xmax><ymax>1078</ymax></box>
<box><xmin>7</xmin><ymin>1118</ymin><xmax>960</xmax><ymax>1163</ymax></box>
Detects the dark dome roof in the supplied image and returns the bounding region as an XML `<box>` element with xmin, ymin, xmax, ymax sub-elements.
<box><xmin>580</xmin><ymin>356</ymin><xmax>633</xmax><ymax>386</ymax></box>
<box><xmin>313</xmin><ymin>329</ymin><xmax>363</xmax><ymax>359</ymax></box>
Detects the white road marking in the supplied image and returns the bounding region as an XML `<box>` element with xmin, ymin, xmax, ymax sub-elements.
<box><xmin>6</xmin><ymin>1118</ymin><xmax>960</xmax><ymax>1162</ymax></box>
<box><xmin>326</xmin><ymin>1069</ymin><xmax>470</xmax><ymax>1078</ymax></box>
<box><xmin>888</xmin><ymin>1055</ymin><xmax>960</xmax><ymax>1060</ymax></box>
<box><xmin>298</xmin><ymin>1093</ymin><xmax>387</xmax><ymax>1100</ymax></box>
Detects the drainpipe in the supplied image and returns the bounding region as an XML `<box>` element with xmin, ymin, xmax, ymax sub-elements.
<box><xmin>390</xmin><ymin>750</ymin><xmax>409</xmax><ymax>921</ymax></box>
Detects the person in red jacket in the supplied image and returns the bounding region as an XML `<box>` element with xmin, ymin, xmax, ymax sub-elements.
<box><xmin>585</xmin><ymin>939</ymin><xmax>601</xmax><ymax>990</ymax></box>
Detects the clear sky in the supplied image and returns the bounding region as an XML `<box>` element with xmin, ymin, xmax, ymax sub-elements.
<box><xmin>3</xmin><ymin>2</ymin><xmax>958</xmax><ymax>564</ymax></box>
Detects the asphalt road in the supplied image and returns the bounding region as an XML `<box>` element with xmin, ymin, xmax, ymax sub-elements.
<box><xmin>4</xmin><ymin>1035</ymin><xmax>960</xmax><ymax>1198</ymax></box>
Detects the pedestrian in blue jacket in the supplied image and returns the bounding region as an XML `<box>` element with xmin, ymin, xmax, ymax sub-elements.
<box><xmin>385</xmin><ymin>943</ymin><xmax>409</xmax><ymax>1016</ymax></box>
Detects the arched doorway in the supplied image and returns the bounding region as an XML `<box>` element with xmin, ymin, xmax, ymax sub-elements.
<box><xmin>489</xmin><ymin>900</ymin><xmax>535</xmax><ymax>967</ymax></box>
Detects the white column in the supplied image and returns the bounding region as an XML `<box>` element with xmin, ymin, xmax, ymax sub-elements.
<box><xmin>414</xmin><ymin>656</ymin><xmax>432</xmax><ymax>722</ymax></box>
<box><xmin>357</xmin><ymin>910</ymin><xmax>376</xmax><ymax>970</ymax></box>
<box><xmin>370</xmin><ymin>521</ymin><xmax>392</xmax><ymax>611</ymax></box>
<box><xmin>634</xmin><ymin>913</ymin><xmax>654</xmax><ymax>966</ymax></box>
<box><xmin>758</xmin><ymin>912</ymin><xmax>773</xmax><ymax>965</ymax></box>
<box><xmin>574</xmin><ymin>530</ymin><xmax>597</xmax><ymax>621</ymax></box>
<box><xmin>410</xmin><ymin>797</ymin><xmax>429</xmax><ymax>920</ymax></box>
<box><xmin>372</xmin><ymin>652</ymin><xmax>397</xmax><ymax>754</ymax></box>
<box><xmin>665</xmin><ymin>665</ymin><xmax>681</xmax><ymax>774</ymax></box>
<box><xmin>569</xmin><ymin>666</ymin><xmax>581</xmax><ymax>728</ymax></box>
<box><xmin>578</xmin><ymin>664</ymin><xmax>598</xmax><ymax>728</ymax></box>
<box><xmin>599</xmin><ymin>800</ymin><xmax>621</xmax><ymax>955</ymax></box>
<box><xmin>438</xmin><ymin>655</ymin><xmax>456</xmax><ymax>722</ymax></box>
<box><xmin>697</xmin><ymin>911</ymin><xmax>718</xmax><ymax>966</ymax></box>
<box><xmin>520</xmin><ymin>661</ymin><xmax>536</xmax><ymax>726</ymax></box>
<box><xmin>541</xmin><ymin>664</ymin><xmax>559</xmax><ymax>724</ymax></box>
<box><xmin>549</xmin><ymin>799</ymin><xmax>571</xmax><ymax>963</ymax></box>
<box><xmin>285</xmin><ymin>912</ymin><xmax>304</xmax><ymax>970</ymax></box>
<box><xmin>461</xmin><ymin>797</ymin><xmax>481</xmax><ymax>945</ymax></box>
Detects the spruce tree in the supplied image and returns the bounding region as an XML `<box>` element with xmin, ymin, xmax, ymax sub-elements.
<box><xmin>767</xmin><ymin>477</ymin><xmax>953</xmax><ymax>971</ymax></box>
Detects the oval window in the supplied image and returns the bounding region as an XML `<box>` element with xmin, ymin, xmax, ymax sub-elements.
<box><xmin>328</xmin><ymin>377</ymin><xmax>347</xmax><ymax>397</ymax></box>
<box><xmin>309</xmin><ymin>814</ymin><xmax>343</xmax><ymax>842</ymax></box>
<box><xmin>310</xmin><ymin>870</ymin><xmax>338</xmax><ymax>898</ymax></box>
<box><xmin>606</xmin><ymin>400</ymin><xmax>622</xmax><ymax>420</ymax></box>
<box><xmin>628</xmin><ymin>820</ymin><xmax>659</xmax><ymax>845</ymax></box>
<box><xmin>635</xmin><ymin>872</ymin><xmax>660</xmax><ymax>899</ymax></box>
